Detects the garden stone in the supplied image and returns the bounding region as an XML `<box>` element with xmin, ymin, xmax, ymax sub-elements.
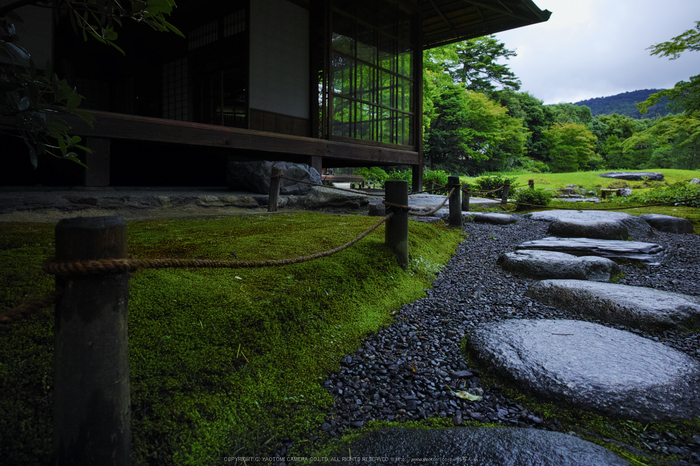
<box><xmin>468</xmin><ymin>212</ymin><xmax>518</xmax><ymax>225</ymax></box>
<box><xmin>226</xmin><ymin>160</ymin><xmax>321</xmax><ymax>195</ymax></box>
<box><xmin>497</xmin><ymin>250</ymin><xmax>619</xmax><ymax>282</ymax></box>
<box><xmin>526</xmin><ymin>279</ymin><xmax>700</xmax><ymax>331</ymax></box>
<box><xmin>526</xmin><ymin>210</ymin><xmax>652</xmax><ymax>239</ymax></box>
<box><xmin>690</xmin><ymin>178</ymin><xmax>700</xmax><ymax>185</ymax></box>
<box><xmin>516</xmin><ymin>237</ymin><xmax>664</xmax><ymax>265</ymax></box>
<box><xmin>303</xmin><ymin>186</ymin><xmax>369</xmax><ymax>210</ymax></box>
<box><xmin>320</xmin><ymin>427</ymin><xmax>630</xmax><ymax>466</ymax></box>
<box><xmin>368</xmin><ymin>200</ymin><xmax>386</xmax><ymax>217</ymax></box>
<box><xmin>639</xmin><ymin>214</ymin><xmax>694</xmax><ymax>234</ymax></box>
<box><xmin>547</xmin><ymin>219</ymin><xmax>628</xmax><ymax>240</ymax></box>
<box><xmin>599</xmin><ymin>171</ymin><xmax>664</xmax><ymax>181</ymax></box>
<box><xmin>467</xmin><ymin>319</ymin><xmax>700</xmax><ymax>422</ymax></box>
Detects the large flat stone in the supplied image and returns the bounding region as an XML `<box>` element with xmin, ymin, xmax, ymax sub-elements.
<box><xmin>469</xmin><ymin>212</ymin><xmax>518</xmax><ymax>225</ymax></box>
<box><xmin>321</xmin><ymin>427</ymin><xmax>629</xmax><ymax>466</ymax></box>
<box><xmin>526</xmin><ymin>280</ymin><xmax>700</xmax><ymax>331</ymax></box>
<box><xmin>547</xmin><ymin>219</ymin><xmax>628</xmax><ymax>240</ymax></box>
<box><xmin>639</xmin><ymin>214</ymin><xmax>694</xmax><ymax>234</ymax></box>
<box><xmin>498</xmin><ymin>250</ymin><xmax>619</xmax><ymax>282</ymax></box>
<box><xmin>303</xmin><ymin>186</ymin><xmax>369</xmax><ymax>209</ymax></box>
<box><xmin>526</xmin><ymin>210</ymin><xmax>652</xmax><ymax>240</ymax></box>
<box><xmin>599</xmin><ymin>171</ymin><xmax>664</xmax><ymax>181</ymax></box>
<box><xmin>467</xmin><ymin>319</ymin><xmax>700</xmax><ymax>422</ymax></box>
<box><xmin>516</xmin><ymin>237</ymin><xmax>664</xmax><ymax>265</ymax></box>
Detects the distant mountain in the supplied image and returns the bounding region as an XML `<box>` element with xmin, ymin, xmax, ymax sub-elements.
<box><xmin>573</xmin><ymin>89</ymin><xmax>675</xmax><ymax>119</ymax></box>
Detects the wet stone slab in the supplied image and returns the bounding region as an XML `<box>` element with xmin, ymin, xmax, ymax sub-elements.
<box><xmin>320</xmin><ymin>427</ymin><xmax>630</xmax><ymax>466</ymax></box>
<box><xmin>639</xmin><ymin>214</ymin><xmax>694</xmax><ymax>234</ymax></box>
<box><xmin>467</xmin><ymin>319</ymin><xmax>700</xmax><ymax>422</ymax></box>
<box><xmin>468</xmin><ymin>212</ymin><xmax>518</xmax><ymax>225</ymax></box>
<box><xmin>525</xmin><ymin>210</ymin><xmax>653</xmax><ymax>240</ymax></box>
<box><xmin>526</xmin><ymin>279</ymin><xmax>700</xmax><ymax>331</ymax></box>
<box><xmin>497</xmin><ymin>250</ymin><xmax>619</xmax><ymax>282</ymax></box>
<box><xmin>516</xmin><ymin>236</ymin><xmax>664</xmax><ymax>265</ymax></box>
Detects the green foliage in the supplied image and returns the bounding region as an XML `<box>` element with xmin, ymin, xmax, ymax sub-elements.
<box><xmin>494</xmin><ymin>89</ymin><xmax>555</xmax><ymax>160</ymax></box>
<box><xmin>512</xmin><ymin>188</ymin><xmax>552</xmax><ymax>210</ymax></box>
<box><xmin>622</xmin><ymin>115</ymin><xmax>700</xmax><ymax>170</ymax></box>
<box><xmin>0</xmin><ymin>214</ymin><xmax>464</xmax><ymax>463</ymax></box>
<box><xmin>423</xmin><ymin>169</ymin><xmax>449</xmax><ymax>193</ymax></box>
<box><xmin>614</xmin><ymin>182</ymin><xmax>700</xmax><ymax>208</ymax></box>
<box><xmin>0</xmin><ymin>0</ymin><xmax>181</xmax><ymax>169</ymax></box>
<box><xmin>473</xmin><ymin>175</ymin><xmax>518</xmax><ymax>198</ymax></box>
<box><xmin>543</xmin><ymin>123</ymin><xmax>598</xmax><ymax>172</ymax></box>
<box><xmin>353</xmin><ymin>167</ymin><xmax>389</xmax><ymax>187</ymax></box>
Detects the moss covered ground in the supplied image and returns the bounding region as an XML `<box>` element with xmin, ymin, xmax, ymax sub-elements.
<box><xmin>0</xmin><ymin>212</ymin><xmax>463</xmax><ymax>465</ymax></box>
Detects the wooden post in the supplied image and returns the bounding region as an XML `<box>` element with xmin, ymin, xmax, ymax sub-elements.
<box><xmin>528</xmin><ymin>179</ymin><xmax>534</xmax><ymax>189</ymax></box>
<box><xmin>268</xmin><ymin>167</ymin><xmax>283</xmax><ymax>212</ymax></box>
<box><xmin>501</xmin><ymin>180</ymin><xmax>510</xmax><ymax>205</ymax></box>
<box><xmin>54</xmin><ymin>216</ymin><xmax>131</xmax><ymax>466</ymax></box>
<box><xmin>385</xmin><ymin>180</ymin><xmax>409</xmax><ymax>269</ymax></box>
<box><xmin>428</xmin><ymin>181</ymin><xmax>435</xmax><ymax>194</ymax></box>
<box><xmin>448</xmin><ymin>176</ymin><xmax>462</xmax><ymax>226</ymax></box>
<box><xmin>462</xmin><ymin>183</ymin><xmax>471</xmax><ymax>211</ymax></box>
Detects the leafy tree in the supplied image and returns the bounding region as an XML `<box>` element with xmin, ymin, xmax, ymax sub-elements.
<box><xmin>424</xmin><ymin>84</ymin><xmax>528</xmax><ymax>175</ymax></box>
<box><xmin>622</xmin><ymin>114</ymin><xmax>700</xmax><ymax>169</ymax></box>
<box><xmin>424</xmin><ymin>36</ymin><xmax>520</xmax><ymax>94</ymax></box>
<box><xmin>638</xmin><ymin>21</ymin><xmax>700</xmax><ymax>117</ymax></box>
<box><xmin>494</xmin><ymin>89</ymin><xmax>555</xmax><ymax>160</ymax></box>
<box><xmin>543</xmin><ymin>122</ymin><xmax>597</xmax><ymax>172</ymax></box>
<box><xmin>0</xmin><ymin>0</ymin><xmax>181</xmax><ymax>168</ymax></box>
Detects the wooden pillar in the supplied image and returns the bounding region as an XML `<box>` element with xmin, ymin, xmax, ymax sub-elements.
<box><xmin>385</xmin><ymin>180</ymin><xmax>408</xmax><ymax>269</ymax></box>
<box><xmin>268</xmin><ymin>167</ymin><xmax>283</xmax><ymax>212</ymax></box>
<box><xmin>462</xmin><ymin>183</ymin><xmax>471</xmax><ymax>211</ymax></box>
<box><xmin>53</xmin><ymin>216</ymin><xmax>131</xmax><ymax>465</ymax></box>
<box><xmin>501</xmin><ymin>180</ymin><xmax>510</xmax><ymax>205</ymax></box>
<box><xmin>411</xmin><ymin>165</ymin><xmax>423</xmax><ymax>193</ymax></box>
<box><xmin>307</xmin><ymin>156</ymin><xmax>323</xmax><ymax>175</ymax></box>
<box><xmin>448</xmin><ymin>176</ymin><xmax>461</xmax><ymax>226</ymax></box>
<box><xmin>83</xmin><ymin>137</ymin><xmax>111</xmax><ymax>187</ymax></box>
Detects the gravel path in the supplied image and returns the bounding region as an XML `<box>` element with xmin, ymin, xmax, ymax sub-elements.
<box><xmin>303</xmin><ymin>216</ymin><xmax>700</xmax><ymax>464</ymax></box>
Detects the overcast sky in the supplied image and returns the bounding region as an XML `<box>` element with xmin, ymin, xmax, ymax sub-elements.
<box><xmin>494</xmin><ymin>0</ymin><xmax>700</xmax><ymax>104</ymax></box>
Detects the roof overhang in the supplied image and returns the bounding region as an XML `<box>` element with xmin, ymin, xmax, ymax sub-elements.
<box><xmin>419</xmin><ymin>0</ymin><xmax>551</xmax><ymax>49</ymax></box>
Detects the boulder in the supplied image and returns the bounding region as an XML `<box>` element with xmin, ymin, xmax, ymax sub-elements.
<box><xmin>690</xmin><ymin>178</ymin><xmax>700</xmax><ymax>185</ymax></box>
<box><xmin>303</xmin><ymin>186</ymin><xmax>369</xmax><ymax>210</ymax></box>
<box><xmin>498</xmin><ymin>250</ymin><xmax>619</xmax><ymax>282</ymax></box>
<box><xmin>367</xmin><ymin>200</ymin><xmax>386</xmax><ymax>217</ymax></box>
<box><xmin>226</xmin><ymin>160</ymin><xmax>321</xmax><ymax>195</ymax></box>
<box><xmin>599</xmin><ymin>171</ymin><xmax>664</xmax><ymax>181</ymax></box>
<box><xmin>320</xmin><ymin>427</ymin><xmax>630</xmax><ymax>466</ymax></box>
<box><xmin>467</xmin><ymin>319</ymin><xmax>700</xmax><ymax>422</ymax></box>
<box><xmin>468</xmin><ymin>212</ymin><xmax>518</xmax><ymax>225</ymax></box>
<box><xmin>526</xmin><ymin>210</ymin><xmax>652</xmax><ymax>240</ymax></box>
<box><xmin>526</xmin><ymin>279</ymin><xmax>700</xmax><ymax>331</ymax></box>
<box><xmin>547</xmin><ymin>219</ymin><xmax>628</xmax><ymax>240</ymax></box>
<box><xmin>639</xmin><ymin>214</ymin><xmax>694</xmax><ymax>234</ymax></box>
<box><xmin>516</xmin><ymin>237</ymin><xmax>664</xmax><ymax>265</ymax></box>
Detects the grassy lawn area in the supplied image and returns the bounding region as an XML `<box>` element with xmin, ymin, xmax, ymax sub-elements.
<box><xmin>0</xmin><ymin>212</ymin><xmax>463</xmax><ymax>465</ymax></box>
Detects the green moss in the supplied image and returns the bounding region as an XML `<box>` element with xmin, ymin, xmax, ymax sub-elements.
<box><xmin>0</xmin><ymin>212</ymin><xmax>463</xmax><ymax>465</ymax></box>
<box><xmin>461</xmin><ymin>337</ymin><xmax>700</xmax><ymax>466</ymax></box>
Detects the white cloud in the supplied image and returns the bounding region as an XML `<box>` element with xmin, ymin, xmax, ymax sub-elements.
<box><xmin>495</xmin><ymin>0</ymin><xmax>700</xmax><ymax>104</ymax></box>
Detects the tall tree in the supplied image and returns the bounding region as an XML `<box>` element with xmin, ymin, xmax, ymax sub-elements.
<box><xmin>622</xmin><ymin>115</ymin><xmax>700</xmax><ymax>169</ymax></box>
<box><xmin>543</xmin><ymin>123</ymin><xmax>597</xmax><ymax>172</ymax></box>
<box><xmin>424</xmin><ymin>36</ymin><xmax>521</xmax><ymax>93</ymax></box>
<box><xmin>638</xmin><ymin>20</ymin><xmax>700</xmax><ymax>117</ymax></box>
<box><xmin>0</xmin><ymin>0</ymin><xmax>181</xmax><ymax>168</ymax></box>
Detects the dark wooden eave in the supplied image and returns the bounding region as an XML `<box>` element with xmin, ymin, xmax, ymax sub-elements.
<box><xmin>420</xmin><ymin>0</ymin><xmax>551</xmax><ymax>49</ymax></box>
<box><xmin>65</xmin><ymin>111</ymin><xmax>419</xmax><ymax>167</ymax></box>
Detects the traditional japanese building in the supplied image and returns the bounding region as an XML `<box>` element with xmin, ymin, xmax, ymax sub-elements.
<box><xmin>2</xmin><ymin>0</ymin><xmax>550</xmax><ymax>188</ymax></box>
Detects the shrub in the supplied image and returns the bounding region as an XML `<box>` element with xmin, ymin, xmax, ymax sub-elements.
<box><xmin>615</xmin><ymin>182</ymin><xmax>700</xmax><ymax>207</ymax></box>
<box><xmin>423</xmin><ymin>170</ymin><xmax>449</xmax><ymax>194</ymax></box>
<box><xmin>512</xmin><ymin>188</ymin><xmax>552</xmax><ymax>211</ymax></box>
<box><xmin>353</xmin><ymin>167</ymin><xmax>388</xmax><ymax>187</ymax></box>
<box><xmin>473</xmin><ymin>175</ymin><xmax>518</xmax><ymax>198</ymax></box>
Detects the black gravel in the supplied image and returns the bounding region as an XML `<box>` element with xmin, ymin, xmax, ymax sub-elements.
<box><xmin>278</xmin><ymin>216</ymin><xmax>700</xmax><ymax>464</ymax></box>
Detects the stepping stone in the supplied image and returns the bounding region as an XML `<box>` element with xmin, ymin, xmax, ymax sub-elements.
<box><xmin>468</xmin><ymin>212</ymin><xmax>518</xmax><ymax>225</ymax></box>
<box><xmin>639</xmin><ymin>214</ymin><xmax>694</xmax><ymax>234</ymax></box>
<box><xmin>547</xmin><ymin>219</ymin><xmax>628</xmax><ymax>240</ymax></box>
<box><xmin>599</xmin><ymin>171</ymin><xmax>664</xmax><ymax>181</ymax></box>
<box><xmin>321</xmin><ymin>427</ymin><xmax>630</xmax><ymax>466</ymax></box>
<box><xmin>467</xmin><ymin>319</ymin><xmax>700</xmax><ymax>422</ymax></box>
<box><xmin>526</xmin><ymin>279</ymin><xmax>700</xmax><ymax>331</ymax></box>
<box><xmin>516</xmin><ymin>237</ymin><xmax>664</xmax><ymax>265</ymax></box>
<box><xmin>526</xmin><ymin>210</ymin><xmax>652</xmax><ymax>239</ymax></box>
<box><xmin>498</xmin><ymin>250</ymin><xmax>619</xmax><ymax>282</ymax></box>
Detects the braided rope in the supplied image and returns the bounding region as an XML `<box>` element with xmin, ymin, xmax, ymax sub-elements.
<box><xmin>382</xmin><ymin>187</ymin><xmax>457</xmax><ymax>217</ymax></box>
<box><xmin>0</xmin><ymin>291</ymin><xmax>62</xmax><ymax>327</ymax></box>
<box><xmin>280</xmin><ymin>175</ymin><xmax>386</xmax><ymax>197</ymax></box>
<box><xmin>43</xmin><ymin>214</ymin><xmax>393</xmax><ymax>277</ymax></box>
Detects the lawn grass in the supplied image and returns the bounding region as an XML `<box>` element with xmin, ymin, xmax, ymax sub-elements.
<box><xmin>0</xmin><ymin>212</ymin><xmax>463</xmax><ymax>465</ymax></box>
<box><xmin>461</xmin><ymin>169</ymin><xmax>700</xmax><ymax>193</ymax></box>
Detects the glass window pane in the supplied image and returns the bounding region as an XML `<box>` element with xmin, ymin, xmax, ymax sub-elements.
<box><xmin>378</xmin><ymin>34</ymin><xmax>397</xmax><ymax>72</ymax></box>
<box><xmin>356</xmin><ymin>23</ymin><xmax>377</xmax><ymax>64</ymax></box>
<box><xmin>332</xmin><ymin>13</ymin><xmax>355</xmax><ymax>55</ymax></box>
<box><xmin>379</xmin><ymin>71</ymin><xmax>394</xmax><ymax>109</ymax></box>
<box><xmin>358</xmin><ymin>102</ymin><xmax>375</xmax><ymax>140</ymax></box>
<box><xmin>332</xmin><ymin>98</ymin><xmax>354</xmax><ymax>138</ymax></box>
<box><xmin>355</xmin><ymin>61</ymin><xmax>375</xmax><ymax>103</ymax></box>
<box><xmin>332</xmin><ymin>53</ymin><xmax>355</xmax><ymax>97</ymax></box>
<box><xmin>398</xmin><ymin>45</ymin><xmax>412</xmax><ymax>77</ymax></box>
<box><xmin>398</xmin><ymin>9</ymin><xmax>413</xmax><ymax>44</ymax></box>
<box><xmin>397</xmin><ymin>77</ymin><xmax>412</xmax><ymax>112</ymax></box>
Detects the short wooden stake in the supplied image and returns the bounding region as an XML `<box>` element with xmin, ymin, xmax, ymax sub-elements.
<box><xmin>268</xmin><ymin>167</ymin><xmax>283</xmax><ymax>212</ymax></box>
<box><xmin>54</xmin><ymin>216</ymin><xmax>131</xmax><ymax>465</ymax></box>
<box><xmin>462</xmin><ymin>184</ymin><xmax>471</xmax><ymax>211</ymax></box>
<box><xmin>501</xmin><ymin>179</ymin><xmax>511</xmax><ymax>205</ymax></box>
<box><xmin>528</xmin><ymin>179</ymin><xmax>534</xmax><ymax>189</ymax></box>
<box><xmin>448</xmin><ymin>176</ymin><xmax>462</xmax><ymax>226</ymax></box>
<box><xmin>385</xmin><ymin>180</ymin><xmax>409</xmax><ymax>269</ymax></box>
